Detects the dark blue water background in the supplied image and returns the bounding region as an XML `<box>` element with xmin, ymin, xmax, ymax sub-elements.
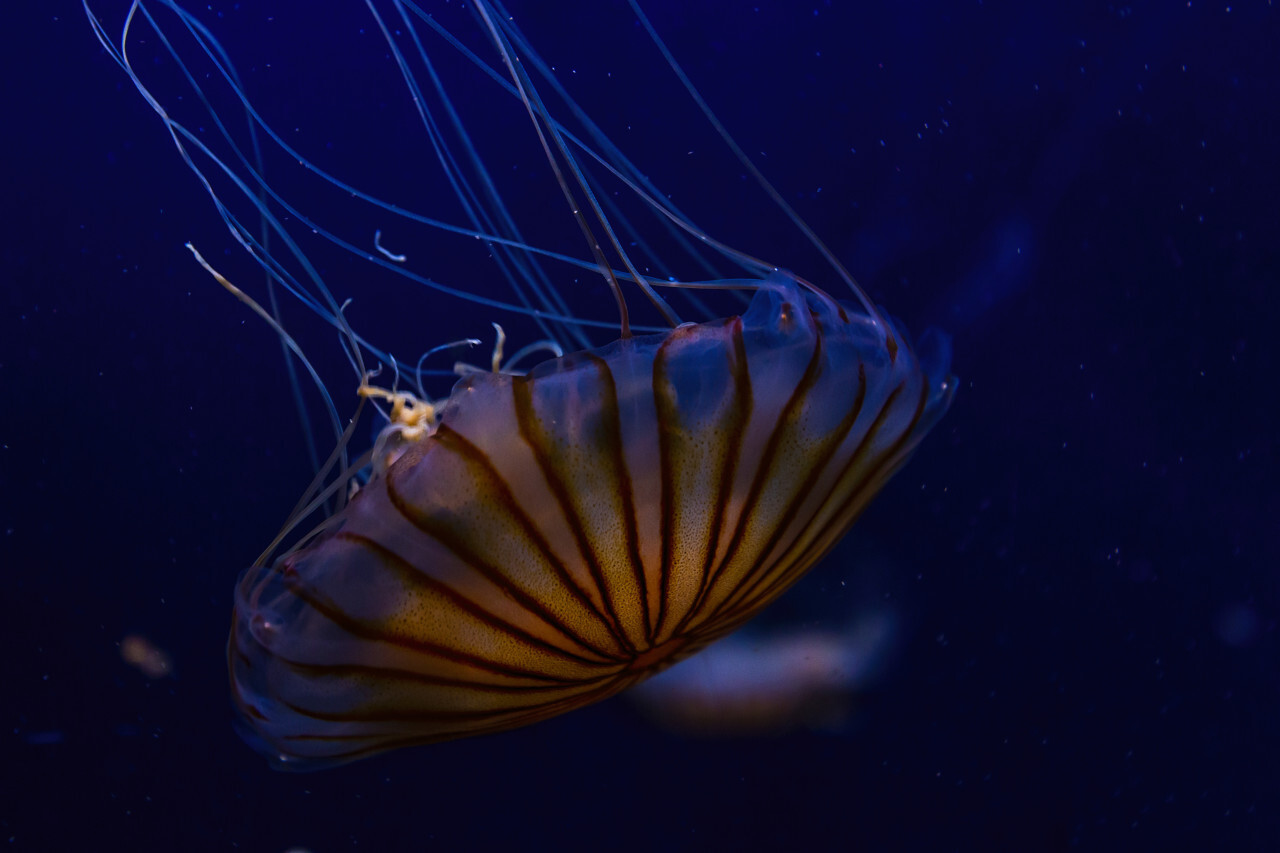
<box><xmin>4</xmin><ymin>1</ymin><xmax>1276</xmax><ymax>849</ymax></box>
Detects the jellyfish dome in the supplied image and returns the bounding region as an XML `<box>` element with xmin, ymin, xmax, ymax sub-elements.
<box><xmin>231</xmin><ymin>274</ymin><xmax>951</xmax><ymax>768</ymax></box>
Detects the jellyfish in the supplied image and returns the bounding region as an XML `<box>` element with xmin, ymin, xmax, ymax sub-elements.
<box><xmin>87</xmin><ymin>0</ymin><xmax>954</xmax><ymax>769</ymax></box>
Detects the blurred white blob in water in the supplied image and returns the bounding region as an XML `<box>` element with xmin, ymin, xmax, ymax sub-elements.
<box><xmin>120</xmin><ymin>634</ymin><xmax>175</xmax><ymax>679</ymax></box>
<box><xmin>629</xmin><ymin>611</ymin><xmax>897</xmax><ymax>736</ymax></box>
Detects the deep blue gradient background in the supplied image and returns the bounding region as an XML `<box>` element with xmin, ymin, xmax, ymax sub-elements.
<box><xmin>4</xmin><ymin>1</ymin><xmax>1277</xmax><ymax>850</ymax></box>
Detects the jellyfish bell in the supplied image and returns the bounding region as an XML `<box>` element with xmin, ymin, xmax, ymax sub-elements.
<box><xmin>229</xmin><ymin>273</ymin><xmax>951</xmax><ymax>767</ymax></box>
<box><xmin>87</xmin><ymin>0</ymin><xmax>954</xmax><ymax>769</ymax></box>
